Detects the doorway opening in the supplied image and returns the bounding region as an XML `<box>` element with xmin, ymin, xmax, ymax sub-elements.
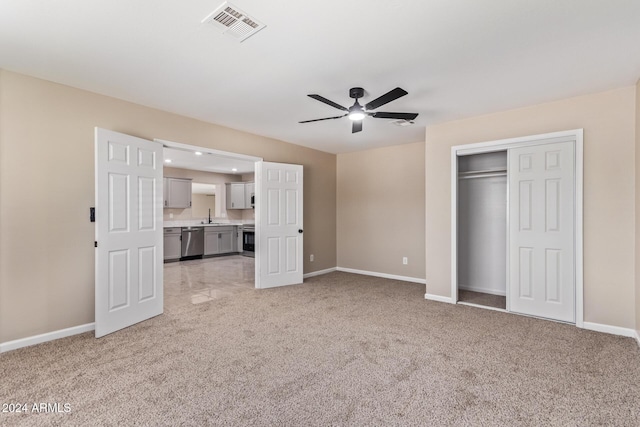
<box><xmin>456</xmin><ymin>150</ymin><xmax>507</xmax><ymax>311</ymax></box>
<box><xmin>157</xmin><ymin>138</ymin><xmax>261</xmax><ymax>299</ymax></box>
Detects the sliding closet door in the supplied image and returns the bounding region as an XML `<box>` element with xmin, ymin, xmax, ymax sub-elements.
<box><xmin>508</xmin><ymin>141</ymin><xmax>575</xmax><ymax>322</ymax></box>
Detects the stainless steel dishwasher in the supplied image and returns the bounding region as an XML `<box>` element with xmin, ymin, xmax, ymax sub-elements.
<box><xmin>181</xmin><ymin>227</ymin><xmax>204</xmax><ymax>259</ymax></box>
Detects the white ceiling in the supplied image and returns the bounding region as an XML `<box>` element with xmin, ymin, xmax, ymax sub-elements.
<box><xmin>1</xmin><ymin>1</ymin><xmax>639</xmax><ymax>154</ymax></box>
<box><xmin>163</xmin><ymin>147</ymin><xmax>255</xmax><ymax>174</ymax></box>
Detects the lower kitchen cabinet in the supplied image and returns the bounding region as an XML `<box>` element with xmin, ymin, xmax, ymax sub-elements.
<box><xmin>164</xmin><ymin>228</ymin><xmax>182</xmax><ymax>261</ymax></box>
<box><xmin>218</xmin><ymin>229</ymin><xmax>234</xmax><ymax>253</ymax></box>
<box><xmin>204</xmin><ymin>230</ymin><xmax>219</xmax><ymax>256</ymax></box>
<box><xmin>204</xmin><ymin>226</ymin><xmax>236</xmax><ymax>256</ymax></box>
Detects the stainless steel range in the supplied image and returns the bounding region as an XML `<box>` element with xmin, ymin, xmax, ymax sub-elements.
<box><xmin>242</xmin><ymin>225</ymin><xmax>255</xmax><ymax>257</ymax></box>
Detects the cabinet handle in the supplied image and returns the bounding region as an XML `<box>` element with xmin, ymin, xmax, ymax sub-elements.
<box><xmin>218</xmin><ymin>233</ymin><xmax>221</xmax><ymax>238</ymax></box>
<box><xmin>164</xmin><ymin>200</ymin><xmax>167</xmax><ymax>207</ymax></box>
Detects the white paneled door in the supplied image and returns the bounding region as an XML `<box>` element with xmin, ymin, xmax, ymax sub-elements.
<box><xmin>95</xmin><ymin>128</ymin><xmax>164</xmax><ymax>337</ymax></box>
<box><xmin>255</xmin><ymin>161</ymin><xmax>303</xmax><ymax>288</ymax></box>
<box><xmin>508</xmin><ymin>141</ymin><xmax>575</xmax><ymax>322</ymax></box>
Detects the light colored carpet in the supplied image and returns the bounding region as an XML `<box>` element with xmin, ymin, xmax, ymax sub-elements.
<box><xmin>2</xmin><ymin>272</ymin><xmax>639</xmax><ymax>426</ymax></box>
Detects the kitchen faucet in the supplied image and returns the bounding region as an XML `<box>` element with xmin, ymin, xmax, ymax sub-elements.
<box><xmin>208</xmin><ymin>208</ymin><xmax>212</xmax><ymax>224</ymax></box>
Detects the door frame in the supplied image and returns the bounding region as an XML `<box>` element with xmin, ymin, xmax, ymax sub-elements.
<box><xmin>450</xmin><ymin>129</ymin><xmax>584</xmax><ymax>327</ymax></box>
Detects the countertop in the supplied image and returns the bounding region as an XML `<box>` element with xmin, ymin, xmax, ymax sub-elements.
<box><xmin>164</xmin><ymin>220</ymin><xmax>254</xmax><ymax>229</ymax></box>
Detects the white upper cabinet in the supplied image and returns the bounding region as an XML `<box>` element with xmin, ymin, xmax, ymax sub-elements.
<box><xmin>226</xmin><ymin>182</ymin><xmax>246</xmax><ymax>209</ymax></box>
<box><xmin>164</xmin><ymin>177</ymin><xmax>192</xmax><ymax>209</ymax></box>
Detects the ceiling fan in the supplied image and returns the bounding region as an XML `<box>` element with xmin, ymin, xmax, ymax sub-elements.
<box><xmin>299</xmin><ymin>87</ymin><xmax>418</xmax><ymax>133</ymax></box>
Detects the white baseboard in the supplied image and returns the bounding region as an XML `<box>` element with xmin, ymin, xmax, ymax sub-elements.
<box><xmin>336</xmin><ymin>267</ymin><xmax>426</xmax><ymax>284</ymax></box>
<box><xmin>582</xmin><ymin>321</ymin><xmax>637</xmax><ymax>339</ymax></box>
<box><xmin>458</xmin><ymin>285</ymin><xmax>506</xmax><ymax>296</ymax></box>
<box><xmin>635</xmin><ymin>330</ymin><xmax>640</xmax><ymax>348</ymax></box>
<box><xmin>0</xmin><ymin>323</ymin><xmax>95</xmax><ymax>353</ymax></box>
<box><xmin>424</xmin><ymin>293</ymin><xmax>455</xmax><ymax>304</ymax></box>
<box><xmin>303</xmin><ymin>267</ymin><xmax>337</xmax><ymax>279</ymax></box>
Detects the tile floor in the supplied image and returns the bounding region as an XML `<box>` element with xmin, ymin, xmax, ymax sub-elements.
<box><xmin>164</xmin><ymin>255</ymin><xmax>255</xmax><ymax>308</ymax></box>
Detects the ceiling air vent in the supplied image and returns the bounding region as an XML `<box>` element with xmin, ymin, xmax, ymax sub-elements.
<box><xmin>202</xmin><ymin>2</ymin><xmax>266</xmax><ymax>42</ymax></box>
<box><xmin>390</xmin><ymin>119</ymin><xmax>415</xmax><ymax>127</ymax></box>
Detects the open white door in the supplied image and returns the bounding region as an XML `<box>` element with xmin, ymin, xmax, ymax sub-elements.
<box><xmin>95</xmin><ymin>128</ymin><xmax>164</xmax><ymax>337</ymax></box>
<box><xmin>508</xmin><ymin>141</ymin><xmax>575</xmax><ymax>322</ymax></box>
<box><xmin>255</xmin><ymin>161</ymin><xmax>303</xmax><ymax>288</ymax></box>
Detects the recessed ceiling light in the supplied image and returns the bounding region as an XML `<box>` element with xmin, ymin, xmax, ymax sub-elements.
<box><xmin>194</xmin><ymin>151</ymin><xmax>203</xmax><ymax>156</ymax></box>
<box><xmin>232</xmin><ymin>168</ymin><xmax>238</xmax><ymax>172</ymax></box>
<box><xmin>165</xmin><ymin>159</ymin><xmax>172</xmax><ymax>163</ymax></box>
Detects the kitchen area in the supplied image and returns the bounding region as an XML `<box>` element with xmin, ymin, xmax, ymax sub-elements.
<box><xmin>161</xmin><ymin>145</ymin><xmax>258</xmax><ymax>305</ymax></box>
<box><xmin>163</xmin><ymin>179</ymin><xmax>255</xmax><ymax>262</ymax></box>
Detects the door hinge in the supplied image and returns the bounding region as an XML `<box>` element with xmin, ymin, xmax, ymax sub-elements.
<box><xmin>89</xmin><ymin>207</ymin><xmax>95</xmax><ymax>222</ymax></box>
<box><xmin>94</xmin><ymin>241</ymin><xmax>98</xmax><ymax>248</ymax></box>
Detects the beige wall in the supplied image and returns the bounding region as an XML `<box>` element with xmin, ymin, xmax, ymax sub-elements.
<box><xmin>337</xmin><ymin>141</ymin><xmax>425</xmax><ymax>279</ymax></box>
<box><xmin>190</xmin><ymin>194</ymin><xmax>215</xmax><ymax>220</ymax></box>
<box><xmin>636</xmin><ymin>79</ymin><xmax>640</xmax><ymax>337</ymax></box>
<box><xmin>425</xmin><ymin>86</ymin><xmax>637</xmax><ymax>329</ymax></box>
<box><xmin>0</xmin><ymin>70</ymin><xmax>336</xmax><ymax>343</ymax></box>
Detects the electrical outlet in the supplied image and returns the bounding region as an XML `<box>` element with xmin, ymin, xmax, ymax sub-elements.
<box><xmin>169</xmin><ymin>213</ymin><xmax>174</xmax><ymax>219</ymax></box>
<box><xmin>310</xmin><ymin>254</ymin><xmax>314</xmax><ymax>262</ymax></box>
<box><xmin>403</xmin><ymin>257</ymin><xmax>408</xmax><ymax>265</ymax></box>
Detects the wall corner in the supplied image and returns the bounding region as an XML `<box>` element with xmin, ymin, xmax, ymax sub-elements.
<box><xmin>635</xmin><ymin>78</ymin><xmax>640</xmax><ymax>339</ymax></box>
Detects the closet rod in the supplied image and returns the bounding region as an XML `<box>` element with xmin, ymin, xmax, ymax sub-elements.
<box><xmin>458</xmin><ymin>168</ymin><xmax>507</xmax><ymax>176</ymax></box>
<box><xmin>458</xmin><ymin>172</ymin><xmax>507</xmax><ymax>180</ymax></box>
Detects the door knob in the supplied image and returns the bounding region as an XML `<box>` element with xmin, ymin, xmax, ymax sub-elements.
<box><xmin>298</xmin><ymin>229</ymin><xmax>303</xmax><ymax>234</ymax></box>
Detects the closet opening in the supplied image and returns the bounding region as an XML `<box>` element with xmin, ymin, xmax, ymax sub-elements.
<box><xmin>456</xmin><ymin>150</ymin><xmax>507</xmax><ymax>310</ymax></box>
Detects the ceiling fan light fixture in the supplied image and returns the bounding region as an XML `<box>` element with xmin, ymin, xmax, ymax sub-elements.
<box><xmin>348</xmin><ymin>111</ymin><xmax>365</xmax><ymax>121</ymax></box>
<box><xmin>300</xmin><ymin>87</ymin><xmax>417</xmax><ymax>133</ymax></box>
<box><xmin>348</xmin><ymin>102</ymin><xmax>365</xmax><ymax>121</ymax></box>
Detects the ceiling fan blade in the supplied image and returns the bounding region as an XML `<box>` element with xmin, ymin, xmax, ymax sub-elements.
<box><xmin>370</xmin><ymin>112</ymin><xmax>419</xmax><ymax>120</ymax></box>
<box><xmin>307</xmin><ymin>94</ymin><xmax>348</xmax><ymax>111</ymax></box>
<box><xmin>352</xmin><ymin>120</ymin><xmax>363</xmax><ymax>133</ymax></box>
<box><xmin>299</xmin><ymin>114</ymin><xmax>347</xmax><ymax>123</ymax></box>
<box><xmin>365</xmin><ymin>87</ymin><xmax>408</xmax><ymax>110</ymax></box>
